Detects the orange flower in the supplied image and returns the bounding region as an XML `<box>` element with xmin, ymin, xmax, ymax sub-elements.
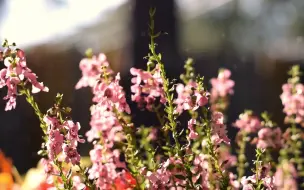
<box><xmin>114</xmin><ymin>172</ymin><xmax>137</xmax><ymax>190</ymax></box>
<box><xmin>0</xmin><ymin>150</ymin><xmax>13</xmax><ymax>190</ymax></box>
<box><xmin>0</xmin><ymin>151</ymin><xmax>12</xmax><ymax>173</ymax></box>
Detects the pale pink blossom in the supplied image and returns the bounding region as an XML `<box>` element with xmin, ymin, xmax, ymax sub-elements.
<box><xmin>0</xmin><ymin>48</ymin><xmax>48</xmax><ymax>111</ymax></box>
<box><xmin>93</xmin><ymin>73</ymin><xmax>130</xmax><ymax>114</ymax></box>
<box><xmin>147</xmin><ymin>127</ymin><xmax>158</xmax><ymax>141</ymax></box>
<box><xmin>192</xmin><ymin>154</ymin><xmax>213</xmax><ymax>189</ymax></box>
<box><xmin>210</xmin><ymin>69</ymin><xmax>234</xmax><ymax>112</ymax></box>
<box><xmin>40</xmin><ymin>158</ymin><xmax>58</xmax><ymax>175</ymax></box>
<box><xmin>274</xmin><ymin>161</ymin><xmax>298</xmax><ymax>190</ymax></box>
<box><xmin>241</xmin><ymin>164</ymin><xmax>275</xmax><ymax>190</ymax></box>
<box><xmin>254</xmin><ymin>127</ymin><xmax>282</xmax><ymax>149</ymax></box>
<box><xmin>218</xmin><ymin>145</ymin><xmax>237</xmax><ymax>169</ymax></box>
<box><xmin>88</xmin><ymin>145</ymin><xmax>125</xmax><ymax>189</ymax></box>
<box><xmin>280</xmin><ymin>83</ymin><xmax>304</xmax><ymax>126</ymax></box>
<box><xmin>241</xmin><ymin>176</ymin><xmax>256</xmax><ymax>190</ymax></box>
<box><xmin>229</xmin><ymin>173</ymin><xmax>240</xmax><ymax>189</ymax></box>
<box><xmin>174</xmin><ymin>81</ymin><xmax>208</xmax><ymax>114</ymax></box>
<box><xmin>72</xmin><ymin>176</ymin><xmax>86</xmax><ymax>190</ymax></box>
<box><xmin>63</xmin><ymin>120</ymin><xmax>85</xmax><ymax>147</ymax></box>
<box><xmin>44</xmin><ymin>116</ymin><xmax>83</xmax><ymax>165</ymax></box>
<box><xmin>210</xmin><ymin>69</ymin><xmax>234</xmax><ymax>98</ymax></box>
<box><xmin>75</xmin><ymin>53</ymin><xmax>113</xmax><ymax>89</ymax></box>
<box><xmin>62</xmin><ymin>144</ymin><xmax>81</xmax><ymax>165</ymax></box>
<box><xmin>211</xmin><ymin>112</ymin><xmax>230</xmax><ymax>145</ymax></box>
<box><xmin>188</xmin><ymin>119</ymin><xmax>199</xmax><ymax>140</ymax></box>
<box><xmin>141</xmin><ymin>157</ymin><xmax>186</xmax><ymax>189</ymax></box>
<box><xmin>86</xmin><ymin>104</ymin><xmax>123</xmax><ymax>146</ymax></box>
<box><xmin>233</xmin><ymin>111</ymin><xmax>262</xmax><ymax>133</ymax></box>
<box><xmin>46</xmin><ymin>130</ymin><xmax>64</xmax><ymax>160</ymax></box>
<box><xmin>130</xmin><ymin>64</ymin><xmax>166</xmax><ymax>111</ymax></box>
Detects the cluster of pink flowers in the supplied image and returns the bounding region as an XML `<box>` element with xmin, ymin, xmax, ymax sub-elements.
<box><xmin>218</xmin><ymin>145</ymin><xmax>237</xmax><ymax>169</ymax></box>
<box><xmin>4</xmin><ymin>36</ymin><xmax>304</xmax><ymax>190</ymax></box>
<box><xmin>187</xmin><ymin>119</ymin><xmax>198</xmax><ymax>140</ymax></box>
<box><xmin>141</xmin><ymin>157</ymin><xmax>186</xmax><ymax>189</ymax></box>
<box><xmin>75</xmin><ymin>53</ymin><xmax>113</xmax><ymax>89</ymax></box>
<box><xmin>210</xmin><ymin>69</ymin><xmax>234</xmax><ymax>112</ymax></box>
<box><xmin>188</xmin><ymin>111</ymin><xmax>230</xmax><ymax>147</ymax></box>
<box><xmin>88</xmin><ymin>145</ymin><xmax>126</xmax><ymax>189</ymax></box>
<box><xmin>192</xmin><ymin>154</ymin><xmax>213</xmax><ymax>189</ymax></box>
<box><xmin>40</xmin><ymin>159</ymin><xmax>86</xmax><ymax>190</ymax></box>
<box><xmin>0</xmin><ymin>47</ymin><xmax>48</xmax><ymax>111</ymax></box>
<box><xmin>210</xmin><ymin>111</ymin><xmax>230</xmax><ymax>146</ymax></box>
<box><xmin>280</xmin><ymin>83</ymin><xmax>304</xmax><ymax>126</ymax></box>
<box><xmin>130</xmin><ymin>64</ymin><xmax>166</xmax><ymax>111</ymax></box>
<box><xmin>174</xmin><ymin>81</ymin><xmax>209</xmax><ymax>114</ymax></box>
<box><xmin>86</xmin><ymin>74</ymin><xmax>130</xmax><ymax>146</ymax></box>
<box><xmin>93</xmin><ymin>73</ymin><xmax>130</xmax><ymax>114</ymax></box>
<box><xmin>76</xmin><ymin>53</ymin><xmax>133</xmax><ymax>189</ymax></box>
<box><xmin>274</xmin><ymin>161</ymin><xmax>298</xmax><ymax>190</ymax></box>
<box><xmin>233</xmin><ymin>111</ymin><xmax>262</xmax><ymax>133</ymax></box>
<box><xmin>254</xmin><ymin>127</ymin><xmax>282</xmax><ymax>149</ymax></box>
<box><xmin>241</xmin><ymin>164</ymin><xmax>275</xmax><ymax>190</ymax></box>
<box><xmin>43</xmin><ymin>116</ymin><xmax>84</xmax><ymax>165</ymax></box>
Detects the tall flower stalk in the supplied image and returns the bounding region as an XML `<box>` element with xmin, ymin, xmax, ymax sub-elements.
<box><xmin>147</xmin><ymin>8</ymin><xmax>180</xmax><ymax>156</ymax></box>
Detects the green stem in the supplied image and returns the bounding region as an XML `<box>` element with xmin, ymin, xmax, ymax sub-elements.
<box><xmin>78</xmin><ymin>165</ymin><xmax>95</xmax><ymax>189</ymax></box>
<box><xmin>20</xmin><ymin>84</ymin><xmax>47</xmax><ymax>134</ymax></box>
<box><xmin>291</xmin><ymin>123</ymin><xmax>303</xmax><ymax>171</ymax></box>
<box><xmin>148</xmin><ymin>10</ymin><xmax>180</xmax><ymax>156</ymax></box>
<box><xmin>114</xmin><ymin>110</ymin><xmax>144</xmax><ymax>190</ymax></box>
<box><xmin>237</xmin><ymin>131</ymin><xmax>247</xmax><ymax>181</ymax></box>
<box><xmin>55</xmin><ymin>160</ymin><xmax>72</xmax><ymax>190</ymax></box>
<box><xmin>19</xmin><ymin>84</ymin><xmax>82</xmax><ymax>189</ymax></box>
<box><xmin>205</xmin><ymin>121</ymin><xmax>229</xmax><ymax>189</ymax></box>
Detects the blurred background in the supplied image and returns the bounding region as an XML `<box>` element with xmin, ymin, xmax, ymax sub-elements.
<box><xmin>0</xmin><ymin>0</ymin><xmax>304</xmax><ymax>174</ymax></box>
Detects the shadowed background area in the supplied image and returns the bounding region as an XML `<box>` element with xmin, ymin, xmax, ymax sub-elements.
<box><xmin>0</xmin><ymin>0</ymin><xmax>303</xmax><ymax>175</ymax></box>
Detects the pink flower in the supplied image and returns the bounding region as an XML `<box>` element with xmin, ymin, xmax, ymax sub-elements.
<box><xmin>88</xmin><ymin>145</ymin><xmax>126</xmax><ymax>189</ymax></box>
<box><xmin>174</xmin><ymin>81</ymin><xmax>208</xmax><ymax>114</ymax></box>
<box><xmin>211</xmin><ymin>112</ymin><xmax>230</xmax><ymax>145</ymax></box>
<box><xmin>192</xmin><ymin>154</ymin><xmax>213</xmax><ymax>189</ymax></box>
<box><xmin>210</xmin><ymin>69</ymin><xmax>234</xmax><ymax>98</ymax></box>
<box><xmin>86</xmin><ymin>104</ymin><xmax>123</xmax><ymax>146</ymax></box>
<box><xmin>142</xmin><ymin>157</ymin><xmax>186</xmax><ymax>189</ymax></box>
<box><xmin>218</xmin><ymin>145</ymin><xmax>237</xmax><ymax>169</ymax></box>
<box><xmin>0</xmin><ymin>47</ymin><xmax>48</xmax><ymax>111</ymax></box>
<box><xmin>241</xmin><ymin>176</ymin><xmax>256</xmax><ymax>190</ymax></box>
<box><xmin>233</xmin><ymin>111</ymin><xmax>262</xmax><ymax>133</ymax></box>
<box><xmin>130</xmin><ymin>64</ymin><xmax>166</xmax><ymax>111</ymax></box>
<box><xmin>147</xmin><ymin>127</ymin><xmax>158</xmax><ymax>141</ymax></box>
<box><xmin>63</xmin><ymin>120</ymin><xmax>85</xmax><ymax>147</ymax></box>
<box><xmin>44</xmin><ymin>116</ymin><xmax>83</xmax><ymax>165</ymax></box>
<box><xmin>40</xmin><ymin>158</ymin><xmax>57</xmax><ymax>175</ymax></box>
<box><xmin>280</xmin><ymin>83</ymin><xmax>304</xmax><ymax>126</ymax></box>
<box><xmin>46</xmin><ymin>130</ymin><xmax>64</xmax><ymax>160</ymax></box>
<box><xmin>75</xmin><ymin>53</ymin><xmax>113</xmax><ymax>89</ymax></box>
<box><xmin>72</xmin><ymin>176</ymin><xmax>86</xmax><ymax>190</ymax></box>
<box><xmin>274</xmin><ymin>161</ymin><xmax>297</xmax><ymax>190</ymax></box>
<box><xmin>93</xmin><ymin>73</ymin><xmax>130</xmax><ymax>114</ymax></box>
<box><xmin>254</xmin><ymin>127</ymin><xmax>282</xmax><ymax>149</ymax></box>
<box><xmin>241</xmin><ymin>164</ymin><xmax>275</xmax><ymax>189</ymax></box>
<box><xmin>229</xmin><ymin>173</ymin><xmax>240</xmax><ymax>189</ymax></box>
<box><xmin>210</xmin><ymin>69</ymin><xmax>234</xmax><ymax>112</ymax></box>
<box><xmin>62</xmin><ymin>144</ymin><xmax>81</xmax><ymax>165</ymax></box>
<box><xmin>188</xmin><ymin>119</ymin><xmax>198</xmax><ymax>140</ymax></box>
<box><xmin>43</xmin><ymin>116</ymin><xmax>61</xmax><ymax>130</ymax></box>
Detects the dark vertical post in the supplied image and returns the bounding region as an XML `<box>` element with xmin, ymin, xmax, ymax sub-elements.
<box><xmin>132</xmin><ymin>0</ymin><xmax>182</xmax><ymax>78</ymax></box>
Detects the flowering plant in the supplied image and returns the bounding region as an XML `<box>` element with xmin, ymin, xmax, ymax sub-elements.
<box><xmin>1</xmin><ymin>8</ymin><xmax>304</xmax><ymax>190</ymax></box>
